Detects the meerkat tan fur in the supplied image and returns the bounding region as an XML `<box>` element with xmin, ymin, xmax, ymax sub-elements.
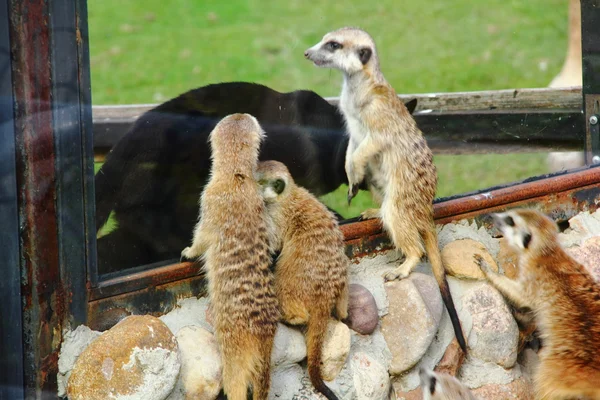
<box><xmin>255</xmin><ymin>160</ymin><xmax>348</xmax><ymax>400</ymax></box>
<box><xmin>419</xmin><ymin>368</ymin><xmax>477</xmax><ymax>400</ymax></box>
<box><xmin>304</xmin><ymin>27</ymin><xmax>466</xmax><ymax>352</ymax></box>
<box><xmin>476</xmin><ymin>208</ymin><xmax>600</xmax><ymax>400</ymax></box>
<box><xmin>181</xmin><ymin>114</ymin><xmax>279</xmax><ymax>400</ymax></box>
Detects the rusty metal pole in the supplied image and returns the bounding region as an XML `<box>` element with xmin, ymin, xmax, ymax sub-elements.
<box><xmin>3</xmin><ymin>0</ymin><xmax>94</xmax><ymax>397</ymax></box>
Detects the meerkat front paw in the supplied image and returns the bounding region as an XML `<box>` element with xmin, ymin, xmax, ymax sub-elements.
<box><xmin>474</xmin><ymin>254</ymin><xmax>493</xmax><ymax>275</ymax></box>
<box><xmin>180</xmin><ymin>246</ymin><xmax>197</xmax><ymax>263</ymax></box>
<box><xmin>347</xmin><ymin>184</ymin><xmax>359</xmax><ymax>205</ymax></box>
<box><xmin>359</xmin><ymin>208</ymin><xmax>380</xmax><ymax>221</ymax></box>
<box><xmin>383</xmin><ymin>269</ymin><xmax>409</xmax><ymax>282</ymax></box>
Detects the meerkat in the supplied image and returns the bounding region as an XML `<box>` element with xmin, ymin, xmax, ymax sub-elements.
<box><xmin>180</xmin><ymin>114</ymin><xmax>279</xmax><ymax>400</ymax></box>
<box><xmin>255</xmin><ymin>160</ymin><xmax>349</xmax><ymax>400</ymax></box>
<box><xmin>419</xmin><ymin>368</ymin><xmax>477</xmax><ymax>400</ymax></box>
<box><xmin>475</xmin><ymin>208</ymin><xmax>600</xmax><ymax>400</ymax></box>
<box><xmin>304</xmin><ymin>27</ymin><xmax>467</xmax><ymax>353</ymax></box>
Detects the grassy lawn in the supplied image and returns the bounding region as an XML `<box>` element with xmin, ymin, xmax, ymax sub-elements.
<box><xmin>89</xmin><ymin>0</ymin><xmax>570</xmax><ymax>218</ymax></box>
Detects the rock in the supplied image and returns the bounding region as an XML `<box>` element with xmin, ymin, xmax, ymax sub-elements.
<box><xmin>458</xmin><ymin>357</ymin><xmax>522</xmax><ymax>388</ymax></box>
<box><xmin>271</xmin><ymin>323</ymin><xmax>307</xmax><ymax>367</ymax></box>
<box><xmin>437</xmin><ymin>221</ymin><xmax>500</xmax><ymax>259</ymax></box>
<box><xmin>390</xmin><ymin>384</ymin><xmax>422</xmax><ymax>400</ymax></box>
<box><xmin>441</xmin><ymin>239</ymin><xmax>498</xmax><ymax>280</ymax></box>
<box><xmin>566</xmin><ymin>236</ymin><xmax>600</xmax><ymax>281</ymax></box>
<box><xmin>268</xmin><ymin>364</ymin><xmax>304</xmax><ymax>400</ymax></box>
<box><xmin>471</xmin><ymin>376</ymin><xmax>534</xmax><ymax>400</ymax></box>
<box><xmin>167</xmin><ymin>326</ymin><xmax>221</xmax><ymax>400</ymax></box>
<box><xmin>434</xmin><ymin>337</ymin><xmax>466</xmax><ymax>377</ymax></box>
<box><xmin>559</xmin><ymin>210</ymin><xmax>600</xmax><ymax>247</ymax></box>
<box><xmin>382</xmin><ymin>273</ymin><xmax>443</xmax><ymax>375</ymax></box>
<box><xmin>159</xmin><ymin>297</ymin><xmax>212</xmax><ymax>335</ymax></box>
<box><xmin>57</xmin><ymin>325</ymin><xmax>102</xmax><ymax>397</ymax></box>
<box><xmin>497</xmin><ymin>238</ymin><xmax>519</xmax><ymax>279</ymax></box>
<box><xmin>68</xmin><ymin>315</ymin><xmax>180</xmax><ymax>400</ymax></box>
<box><xmin>322</xmin><ymin>320</ymin><xmax>351</xmax><ymax>381</ymax></box>
<box><xmin>350</xmin><ymin>352</ymin><xmax>390</xmax><ymax>400</ymax></box>
<box><xmin>347</xmin><ymin>283</ymin><xmax>379</xmax><ymax>335</ymax></box>
<box><xmin>462</xmin><ymin>283</ymin><xmax>519</xmax><ymax>368</ymax></box>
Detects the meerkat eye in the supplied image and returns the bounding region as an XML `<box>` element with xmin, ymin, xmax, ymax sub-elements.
<box><xmin>429</xmin><ymin>376</ymin><xmax>437</xmax><ymax>395</ymax></box>
<box><xmin>326</xmin><ymin>41</ymin><xmax>342</xmax><ymax>51</ymax></box>
<box><xmin>504</xmin><ymin>216</ymin><xmax>515</xmax><ymax>227</ymax></box>
<box><xmin>272</xmin><ymin>179</ymin><xmax>286</xmax><ymax>194</ymax></box>
<box><xmin>522</xmin><ymin>232</ymin><xmax>532</xmax><ymax>249</ymax></box>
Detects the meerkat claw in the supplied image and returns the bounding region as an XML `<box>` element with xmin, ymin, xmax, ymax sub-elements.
<box><xmin>180</xmin><ymin>247</ymin><xmax>194</xmax><ymax>263</ymax></box>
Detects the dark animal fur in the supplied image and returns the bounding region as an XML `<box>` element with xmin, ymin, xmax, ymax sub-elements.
<box><xmin>95</xmin><ymin>82</ymin><xmax>417</xmax><ymax>274</ymax></box>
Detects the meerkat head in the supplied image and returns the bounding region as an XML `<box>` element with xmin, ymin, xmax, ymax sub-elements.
<box><xmin>491</xmin><ymin>209</ymin><xmax>558</xmax><ymax>254</ymax></box>
<box><xmin>209</xmin><ymin>113</ymin><xmax>265</xmax><ymax>156</ymax></box>
<box><xmin>419</xmin><ymin>368</ymin><xmax>474</xmax><ymax>400</ymax></box>
<box><xmin>255</xmin><ymin>160</ymin><xmax>294</xmax><ymax>203</ymax></box>
<box><xmin>304</xmin><ymin>27</ymin><xmax>378</xmax><ymax>75</ymax></box>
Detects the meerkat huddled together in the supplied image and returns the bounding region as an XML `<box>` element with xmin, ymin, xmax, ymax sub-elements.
<box><xmin>182</xmin><ymin>118</ymin><xmax>349</xmax><ymax>400</ymax></box>
<box><xmin>181</xmin><ymin>114</ymin><xmax>280</xmax><ymax>400</ymax></box>
<box><xmin>475</xmin><ymin>208</ymin><xmax>600</xmax><ymax>400</ymax></box>
<box><xmin>304</xmin><ymin>27</ymin><xmax>467</xmax><ymax>353</ymax></box>
<box><xmin>256</xmin><ymin>160</ymin><xmax>348</xmax><ymax>400</ymax></box>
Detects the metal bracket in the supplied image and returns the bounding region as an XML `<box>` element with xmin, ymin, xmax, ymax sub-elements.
<box><xmin>585</xmin><ymin>95</ymin><xmax>600</xmax><ymax>164</ymax></box>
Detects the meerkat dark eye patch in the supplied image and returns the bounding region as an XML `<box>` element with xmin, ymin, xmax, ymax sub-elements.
<box><xmin>504</xmin><ymin>216</ymin><xmax>515</xmax><ymax>227</ymax></box>
<box><xmin>272</xmin><ymin>179</ymin><xmax>285</xmax><ymax>194</ymax></box>
<box><xmin>522</xmin><ymin>232</ymin><xmax>532</xmax><ymax>249</ymax></box>
<box><xmin>325</xmin><ymin>41</ymin><xmax>342</xmax><ymax>51</ymax></box>
<box><xmin>429</xmin><ymin>376</ymin><xmax>437</xmax><ymax>395</ymax></box>
<box><xmin>358</xmin><ymin>47</ymin><xmax>372</xmax><ymax>65</ymax></box>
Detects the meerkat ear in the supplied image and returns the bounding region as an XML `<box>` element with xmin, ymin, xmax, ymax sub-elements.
<box><xmin>522</xmin><ymin>232</ymin><xmax>532</xmax><ymax>249</ymax></box>
<box><xmin>404</xmin><ymin>98</ymin><xmax>418</xmax><ymax>114</ymax></box>
<box><xmin>358</xmin><ymin>47</ymin><xmax>372</xmax><ymax>65</ymax></box>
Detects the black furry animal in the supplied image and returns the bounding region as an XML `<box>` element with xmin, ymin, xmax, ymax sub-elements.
<box><xmin>95</xmin><ymin>82</ymin><xmax>417</xmax><ymax>274</ymax></box>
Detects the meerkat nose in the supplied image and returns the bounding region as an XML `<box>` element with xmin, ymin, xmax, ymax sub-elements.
<box><xmin>304</xmin><ymin>50</ymin><xmax>310</xmax><ymax>58</ymax></box>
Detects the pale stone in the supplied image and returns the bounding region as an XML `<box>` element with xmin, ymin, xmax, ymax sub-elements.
<box><xmin>471</xmin><ymin>376</ymin><xmax>534</xmax><ymax>400</ymax></box>
<box><xmin>347</xmin><ymin>283</ymin><xmax>379</xmax><ymax>335</ymax></box>
<box><xmin>458</xmin><ymin>357</ymin><xmax>523</xmax><ymax>389</ymax></box>
<box><xmin>67</xmin><ymin>315</ymin><xmax>180</xmax><ymax>400</ymax></box>
<box><xmin>441</xmin><ymin>239</ymin><xmax>498</xmax><ymax>280</ymax></box>
<box><xmin>57</xmin><ymin>325</ymin><xmax>102</xmax><ymax>397</ymax></box>
<box><xmin>322</xmin><ymin>320</ymin><xmax>351</xmax><ymax>382</ymax></box>
<box><xmin>382</xmin><ymin>273</ymin><xmax>443</xmax><ymax>375</ymax></box>
<box><xmin>159</xmin><ymin>297</ymin><xmax>212</xmax><ymax>335</ymax></box>
<box><xmin>390</xmin><ymin>384</ymin><xmax>422</xmax><ymax>400</ymax></box>
<box><xmin>268</xmin><ymin>364</ymin><xmax>304</xmax><ymax>400</ymax></box>
<box><xmin>167</xmin><ymin>326</ymin><xmax>222</xmax><ymax>400</ymax></box>
<box><xmin>566</xmin><ymin>236</ymin><xmax>600</xmax><ymax>281</ymax></box>
<box><xmin>271</xmin><ymin>323</ymin><xmax>307</xmax><ymax>367</ymax></box>
<box><xmin>350</xmin><ymin>352</ymin><xmax>390</xmax><ymax>400</ymax></box>
<box><xmin>462</xmin><ymin>283</ymin><xmax>519</xmax><ymax>368</ymax></box>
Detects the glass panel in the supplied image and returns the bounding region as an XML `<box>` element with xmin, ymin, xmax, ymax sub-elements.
<box><xmin>89</xmin><ymin>0</ymin><xmax>585</xmax><ymax>275</ymax></box>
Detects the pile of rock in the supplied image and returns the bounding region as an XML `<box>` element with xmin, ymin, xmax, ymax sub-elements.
<box><xmin>58</xmin><ymin>209</ymin><xmax>600</xmax><ymax>400</ymax></box>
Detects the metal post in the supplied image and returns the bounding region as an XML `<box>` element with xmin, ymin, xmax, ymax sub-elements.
<box><xmin>582</xmin><ymin>0</ymin><xmax>600</xmax><ymax>164</ymax></box>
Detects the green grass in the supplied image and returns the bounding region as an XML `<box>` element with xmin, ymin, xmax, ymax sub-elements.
<box><xmin>88</xmin><ymin>0</ymin><xmax>569</xmax><ymax>218</ymax></box>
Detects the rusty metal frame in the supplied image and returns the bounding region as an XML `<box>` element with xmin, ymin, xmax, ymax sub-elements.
<box><xmin>4</xmin><ymin>0</ymin><xmax>94</xmax><ymax>397</ymax></box>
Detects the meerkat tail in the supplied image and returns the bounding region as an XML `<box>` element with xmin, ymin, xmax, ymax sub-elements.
<box><xmin>423</xmin><ymin>227</ymin><xmax>467</xmax><ymax>353</ymax></box>
<box><xmin>306</xmin><ymin>312</ymin><xmax>339</xmax><ymax>400</ymax></box>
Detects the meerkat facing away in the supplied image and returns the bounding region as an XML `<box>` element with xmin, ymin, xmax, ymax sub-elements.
<box><xmin>304</xmin><ymin>27</ymin><xmax>467</xmax><ymax>353</ymax></box>
<box><xmin>181</xmin><ymin>114</ymin><xmax>279</xmax><ymax>400</ymax></box>
<box><xmin>476</xmin><ymin>208</ymin><xmax>600</xmax><ymax>400</ymax></box>
<box><xmin>418</xmin><ymin>368</ymin><xmax>476</xmax><ymax>400</ymax></box>
<box><xmin>255</xmin><ymin>160</ymin><xmax>349</xmax><ymax>400</ymax></box>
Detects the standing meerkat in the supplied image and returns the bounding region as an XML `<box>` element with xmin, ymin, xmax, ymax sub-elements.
<box><xmin>255</xmin><ymin>160</ymin><xmax>349</xmax><ymax>400</ymax></box>
<box><xmin>418</xmin><ymin>368</ymin><xmax>476</xmax><ymax>400</ymax></box>
<box><xmin>304</xmin><ymin>27</ymin><xmax>466</xmax><ymax>353</ymax></box>
<box><xmin>181</xmin><ymin>114</ymin><xmax>279</xmax><ymax>400</ymax></box>
<box><xmin>475</xmin><ymin>208</ymin><xmax>600</xmax><ymax>400</ymax></box>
